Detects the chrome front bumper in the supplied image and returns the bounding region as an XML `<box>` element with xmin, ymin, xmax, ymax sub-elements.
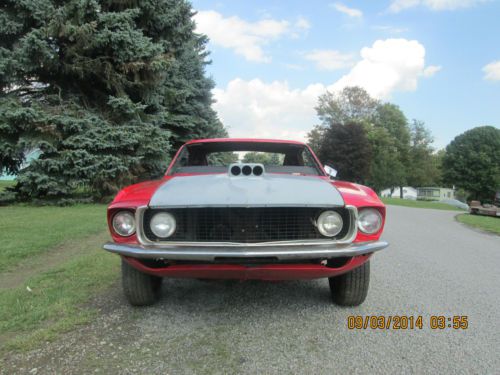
<box><xmin>103</xmin><ymin>240</ymin><xmax>388</xmax><ymax>262</ymax></box>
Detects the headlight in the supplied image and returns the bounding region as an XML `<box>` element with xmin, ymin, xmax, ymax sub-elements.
<box><xmin>358</xmin><ymin>208</ymin><xmax>383</xmax><ymax>234</ymax></box>
<box><xmin>112</xmin><ymin>211</ymin><xmax>136</xmax><ymax>237</ymax></box>
<box><xmin>317</xmin><ymin>210</ymin><xmax>343</xmax><ymax>237</ymax></box>
<box><xmin>150</xmin><ymin>212</ymin><xmax>176</xmax><ymax>238</ymax></box>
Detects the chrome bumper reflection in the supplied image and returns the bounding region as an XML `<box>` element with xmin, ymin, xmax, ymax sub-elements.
<box><xmin>103</xmin><ymin>240</ymin><xmax>388</xmax><ymax>261</ymax></box>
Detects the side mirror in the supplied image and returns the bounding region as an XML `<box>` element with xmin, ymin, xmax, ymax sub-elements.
<box><xmin>324</xmin><ymin>165</ymin><xmax>337</xmax><ymax>179</ymax></box>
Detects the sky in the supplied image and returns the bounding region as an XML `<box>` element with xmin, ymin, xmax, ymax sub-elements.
<box><xmin>191</xmin><ymin>0</ymin><xmax>500</xmax><ymax>149</ymax></box>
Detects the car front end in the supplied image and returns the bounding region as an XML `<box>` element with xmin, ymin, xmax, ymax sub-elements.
<box><xmin>103</xmin><ymin>139</ymin><xmax>388</xmax><ymax>306</ymax></box>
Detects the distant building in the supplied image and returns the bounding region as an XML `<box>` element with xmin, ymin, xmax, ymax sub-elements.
<box><xmin>417</xmin><ymin>187</ymin><xmax>455</xmax><ymax>201</ymax></box>
<box><xmin>380</xmin><ymin>187</ymin><xmax>417</xmax><ymax>200</ymax></box>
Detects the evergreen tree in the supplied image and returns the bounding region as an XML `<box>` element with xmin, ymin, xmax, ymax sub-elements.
<box><xmin>0</xmin><ymin>0</ymin><xmax>225</xmax><ymax>202</ymax></box>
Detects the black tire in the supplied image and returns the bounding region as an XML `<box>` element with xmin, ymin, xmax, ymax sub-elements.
<box><xmin>121</xmin><ymin>259</ymin><xmax>162</xmax><ymax>306</ymax></box>
<box><xmin>329</xmin><ymin>261</ymin><xmax>370</xmax><ymax>306</ymax></box>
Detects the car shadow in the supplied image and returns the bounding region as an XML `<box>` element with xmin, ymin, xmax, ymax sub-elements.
<box><xmin>153</xmin><ymin>278</ymin><xmax>334</xmax><ymax>313</ymax></box>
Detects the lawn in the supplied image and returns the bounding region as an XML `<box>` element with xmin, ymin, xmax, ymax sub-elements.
<box><xmin>0</xmin><ymin>204</ymin><xmax>107</xmax><ymax>271</ymax></box>
<box><xmin>0</xmin><ymin>204</ymin><xmax>120</xmax><ymax>352</ymax></box>
<box><xmin>456</xmin><ymin>213</ymin><xmax>500</xmax><ymax>235</ymax></box>
<box><xmin>0</xmin><ymin>180</ymin><xmax>15</xmax><ymax>192</ymax></box>
<box><xmin>381</xmin><ymin>197</ymin><xmax>465</xmax><ymax>211</ymax></box>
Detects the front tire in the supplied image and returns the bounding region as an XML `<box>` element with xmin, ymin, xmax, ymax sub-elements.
<box><xmin>121</xmin><ymin>259</ymin><xmax>162</xmax><ymax>306</ymax></box>
<box><xmin>329</xmin><ymin>261</ymin><xmax>370</xmax><ymax>306</ymax></box>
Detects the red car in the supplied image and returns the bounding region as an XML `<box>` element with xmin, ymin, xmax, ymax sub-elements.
<box><xmin>104</xmin><ymin>139</ymin><xmax>388</xmax><ymax>306</ymax></box>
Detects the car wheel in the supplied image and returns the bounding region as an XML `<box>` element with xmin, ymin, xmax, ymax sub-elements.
<box><xmin>329</xmin><ymin>261</ymin><xmax>370</xmax><ymax>306</ymax></box>
<box><xmin>121</xmin><ymin>259</ymin><xmax>162</xmax><ymax>306</ymax></box>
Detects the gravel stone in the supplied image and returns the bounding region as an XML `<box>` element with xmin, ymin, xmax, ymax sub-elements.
<box><xmin>1</xmin><ymin>206</ymin><xmax>499</xmax><ymax>374</ymax></box>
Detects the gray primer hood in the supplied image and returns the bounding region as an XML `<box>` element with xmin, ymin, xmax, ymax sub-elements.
<box><xmin>149</xmin><ymin>174</ymin><xmax>344</xmax><ymax>208</ymax></box>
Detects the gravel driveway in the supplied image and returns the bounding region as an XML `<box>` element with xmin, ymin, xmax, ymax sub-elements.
<box><xmin>3</xmin><ymin>206</ymin><xmax>500</xmax><ymax>374</ymax></box>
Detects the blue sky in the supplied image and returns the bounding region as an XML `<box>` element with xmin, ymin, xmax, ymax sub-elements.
<box><xmin>191</xmin><ymin>0</ymin><xmax>500</xmax><ymax>149</ymax></box>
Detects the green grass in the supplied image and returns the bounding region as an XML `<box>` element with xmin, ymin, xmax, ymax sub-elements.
<box><xmin>0</xmin><ymin>204</ymin><xmax>120</xmax><ymax>352</ymax></box>
<box><xmin>456</xmin><ymin>213</ymin><xmax>500</xmax><ymax>235</ymax></box>
<box><xmin>0</xmin><ymin>204</ymin><xmax>107</xmax><ymax>271</ymax></box>
<box><xmin>381</xmin><ymin>197</ymin><xmax>465</xmax><ymax>211</ymax></box>
<box><xmin>0</xmin><ymin>249</ymin><xmax>119</xmax><ymax>352</ymax></box>
<box><xmin>0</xmin><ymin>180</ymin><xmax>15</xmax><ymax>192</ymax></box>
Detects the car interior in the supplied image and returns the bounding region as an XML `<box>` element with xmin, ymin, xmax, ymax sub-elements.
<box><xmin>168</xmin><ymin>142</ymin><xmax>323</xmax><ymax>176</ymax></box>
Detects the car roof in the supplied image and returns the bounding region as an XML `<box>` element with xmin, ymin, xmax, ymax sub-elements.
<box><xmin>185</xmin><ymin>138</ymin><xmax>306</xmax><ymax>146</ymax></box>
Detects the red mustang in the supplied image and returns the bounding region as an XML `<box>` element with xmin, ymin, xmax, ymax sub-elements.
<box><xmin>104</xmin><ymin>139</ymin><xmax>388</xmax><ymax>306</ymax></box>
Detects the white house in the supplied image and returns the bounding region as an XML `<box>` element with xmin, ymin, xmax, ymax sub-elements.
<box><xmin>417</xmin><ymin>187</ymin><xmax>455</xmax><ymax>201</ymax></box>
<box><xmin>380</xmin><ymin>187</ymin><xmax>418</xmax><ymax>200</ymax></box>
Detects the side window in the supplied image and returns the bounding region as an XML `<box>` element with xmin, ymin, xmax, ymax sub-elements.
<box><xmin>169</xmin><ymin>148</ymin><xmax>189</xmax><ymax>174</ymax></box>
<box><xmin>177</xmin><ymin>148</ymin><xmax>189</xmax><ymax>167</ymax></box>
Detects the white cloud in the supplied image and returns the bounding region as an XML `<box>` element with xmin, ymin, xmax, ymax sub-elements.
<box><xmin>331</xmin><ymin>39</ymin><xmax>429</xmax><ymax>98</ymax></box>
<box><xmin>213</xmin><ymin>39</ymin><xmax>438</xmax><ymax>140</ymax></box>
<box><xmin>483</xmin><ymin>60</ymin><xmax>500</xmax><ymax>81</ymax></box>
<box><xmin>295</xmin><ymin>16</ymin><xmax>311</xmax><ymax>30</ymax></box>
<box><xmin>423</xmin><ymin>65</ymin><xmax>442</xmax><ymax>77</ymax></box>
<box><xmin>304</xmin><ymin>50</ymin><xmax>354</xmax><ymax>71</ymax></box>
<box><xmin>194</xmin><ymin>11</ymin><xmax>308</xmax><ymax>63</ymax></box>
<box><xmin>388</xmin><ymin>0</ymin><xmax>422</xmax><ymax>12</ymax></box>
<box><xmin>213</xmin><ymin>79</ymin><xmax>325</xmax><ymax>141</ymax></box>
<box><xmin>331</xmin><ymin>2</ymin><xmax>363</xmax><ymax>17</ymax></box>
<box><xmin>290</xmin><ymin>17</ymin><xmax>311</xmax><ymax>39</ymax></box>
<box><xmin>389</xmin><ymin>0</ymin><xmax>487</xmax><ymax>12</ymax></box>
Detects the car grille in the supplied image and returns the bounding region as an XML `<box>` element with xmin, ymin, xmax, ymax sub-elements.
<box><xmin>142</xmin><ymin>207</ymin><xmax>350</xmax><ymax>243</ymax></box>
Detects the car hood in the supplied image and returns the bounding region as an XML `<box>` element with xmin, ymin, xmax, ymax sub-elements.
<box><xmin>149</xmin><ymin>174</ymin><xmax>344</xmax><ymax>208</ymax></box>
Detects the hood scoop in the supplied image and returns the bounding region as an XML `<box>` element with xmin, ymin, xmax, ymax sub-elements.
<box><xmin>229</xmin><ymin>163</ymin><xmax>264</xmax><ymax>177</ymax></box>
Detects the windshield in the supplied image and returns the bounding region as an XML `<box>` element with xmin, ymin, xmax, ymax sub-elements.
<box><xmin>168</xmin><ymin>141</ymin><xmax>322</xmax><ymax>176</ymax></box>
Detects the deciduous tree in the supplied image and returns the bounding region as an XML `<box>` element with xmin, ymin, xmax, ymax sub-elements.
<box><xmin>366</xmin><ymin>126</ymin><xmax>406</xmax><ymax>193</ymax></box>
<box><xmin>315</xmin><ymin>86</ymin><xmax>379</xmax><ymax>126</ymax></box>
<box><xmin>242</xmin><ymin>152</ymin><xmax>281</xmax><ymax>165</ymax></box>
<box><xmin>372</xmin><ymin>103</ymin><xmax>410</xmax><ymax>167</ymax></box>
<box><xmin>309</xmin><ymin>86</ymin><xmax>441</xmax><ymax>193</ymax></box>
<box><xmin>442</xmin><ymin>126</ymin><xmax>500</xmax><ymax>201</ymax></box>
<box><xmin>407</xmin><ymin>120</ymin><xmax>442</xmax><ymax>187</ymax></box>
<box><xmin>317</xmin><ymin>122</ymin><xmax>372</xmax><ymax>184</ymax></box>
